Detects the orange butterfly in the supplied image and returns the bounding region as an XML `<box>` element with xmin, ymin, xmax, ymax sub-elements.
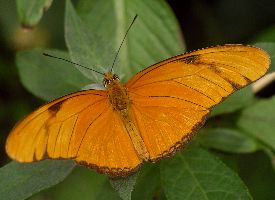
<box><xmin>6</xmin><ymin>44</ymin><xmax>270</xmax><ymax>176</ymax></box>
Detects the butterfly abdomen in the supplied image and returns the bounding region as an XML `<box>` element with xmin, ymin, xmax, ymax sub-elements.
<box><xmin>120</xmin><ymin>113</ymin><xmax>150</xmax><ymax>161</ymax></box>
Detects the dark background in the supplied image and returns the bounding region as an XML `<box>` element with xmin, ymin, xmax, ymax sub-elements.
<box><xmin>169</xmin><ymin>0</ymin><xmax>275</xmax><ymax>49</ymax></box>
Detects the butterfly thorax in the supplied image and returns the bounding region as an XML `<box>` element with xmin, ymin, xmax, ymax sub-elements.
<box><xmin>104</xmin><ymin>72</ymin><xmax>131</xmax><ymax>112</ymax></box>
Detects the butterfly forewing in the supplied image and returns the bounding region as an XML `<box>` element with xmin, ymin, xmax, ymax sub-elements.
<box><xmin>126</xmin><ymin>44</ymin><xmax>270</xmax><ymax>160</ymax></box>
<box><xmin>6</xmin><ymin>90</ymin><xmax>141</xmax><ymax>176</ymax></box>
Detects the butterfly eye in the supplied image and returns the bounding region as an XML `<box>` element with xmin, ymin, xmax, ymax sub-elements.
<box><xmin>103</xmin><ymin>79</ymin><xmax>109</xmax><ymax>87</ymax></box>
<box><xmin>113</xmin><ymin>74</ymin><xmax>120</xmax><ymax>81</ymax></box>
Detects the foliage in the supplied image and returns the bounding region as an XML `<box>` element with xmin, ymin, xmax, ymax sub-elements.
<box><xmin>0</xmin><ymin>0</ymin><xmax>275</xmax><ymax>200</ymax></box>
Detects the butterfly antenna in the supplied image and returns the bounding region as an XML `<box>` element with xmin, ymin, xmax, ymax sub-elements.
<box><xmin>110</xmin><ymin>14</ymin><xmax>138</xmax><ymax>72</ymax></box>
<box><xmin>43</xmin><ymin>53</ymin><xmax>105</xmax><ymax>76</ymax></box>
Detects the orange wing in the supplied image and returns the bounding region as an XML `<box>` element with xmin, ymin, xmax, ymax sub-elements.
<box><xmin>6</xmin><ymin>90</ymin><xmax>141</xmax><ymax>176</ymax></box>
<box><xmin>125</xmin><ymin>44</ymin><xmax>270</xmax><ymax>161</ymax></box>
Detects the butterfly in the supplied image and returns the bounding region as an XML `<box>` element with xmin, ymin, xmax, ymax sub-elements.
<box><xmin>6</xmin><ymin>44</ymin><xmax>270</xmax><ymax>177</ymax></box>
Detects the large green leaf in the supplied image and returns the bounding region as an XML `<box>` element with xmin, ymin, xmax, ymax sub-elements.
<box><xmin>237</xmin><ymin>97</ymin><xmax>275</xmax><ymax>150</ymax></box>
<box><xmin>16</xmin><ymin>49</ymin><xmax>90</xmax><ymax>101</ymax></box>
<box><xmin>197</xmin><ymin>128</ymin><xmax>259</xmax><ymax>153</ymax></box>
<box><xmin>0</xmin><ymin>160</ymin><xmax>75</xmax><ymax>200</ymax></box>
<box><xmin>66</xmin><ymin>0</ymin><xmax>185</xmax><ymax>82</ymax></box>
<box><xmin>65</xmin><ymin>0</ymin><xmax>113</xmax><ymax>82</ymax></box>
<box><xmin>16</xmin><ymin>0</ymin><xmax>53</xmax><ymax>27</ymax></box>
<box><xmin>161</xmin><ymin>148</ymin><xmax>252</xmax><ymax>200</ymax></box>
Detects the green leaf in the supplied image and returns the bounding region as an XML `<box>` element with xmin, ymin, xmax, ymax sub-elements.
<box><xmin>16</xmin><ymin>0</ymin><xmax>53</xmax><ymax>27</ymax></box>
<box><xmin>238</xmin><ymin>151</ymin><xmax>275</xmax><ymax>200</ymax></box>
<box><xmin>45</xmin><ymin>167</ymin><xmax>106</xmax><ymax>200</ymax></box>
<box><xmin>160</xmin><ymin>148</ymin><xmax>252</xmax><ymax>200</ymax></box>
<box><xmin>109</xmin><ymin>174</ymin><xmax>138</xmax><ymax>200</ymax></box>
<box><xmin>0</xmin><ymin>160</ymin><xmax>75</xmax><ymax>200</ymax></box>
<box><xmin>16</xmin><ymin>49</ymin><xmax>90</xmax><ymax>101</ymax></box>
<box><xmin>65</xmin><ymin>0</ymin><xmax>115</xmax><ymax>83</ymax></box>
<box><xmin>197</xmin><ymin>128</ymin><xmax>259</xmax><ymax>153</ymax></box>
<box><xmin>253</xmin><ymin>42</ymin><xmax>275</xmax><ymax>73</ymax></box>
<box><xmin>67</xmin><ymin>0</ymin><xmax>185</xmax><ymax>82</ymax></box>
<box><xmin>211</xmin><ymin>87</ymin><xmax>254</xmax><ymax>116</ymax></box>
<box><xmin>237</xmin><ymin>97</ymin><xmax>275</xmax><ymax>150</ymax></box>
<box><xmin>132</xmin><ymin>163</ymin><xmax>160</xmax><ymax>200</ymax></box>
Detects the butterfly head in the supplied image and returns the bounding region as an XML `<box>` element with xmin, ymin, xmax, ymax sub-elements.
<box><xmin>103</xmin><ymin>72</ymin><xmax>120</xmax><ymax>88</ymax></box>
